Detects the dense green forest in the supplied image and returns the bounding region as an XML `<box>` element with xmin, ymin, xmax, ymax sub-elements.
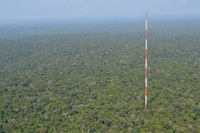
<box><xmin>0</xmin><ymin>21</ymin><xmax>200</xmax><ymax>132</ymax></box>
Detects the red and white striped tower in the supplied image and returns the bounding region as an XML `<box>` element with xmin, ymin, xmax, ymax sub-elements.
<box><xmin>145</xmin><ymin>12</ymin><xmax>148</xmax><ymax>109</ymax></box>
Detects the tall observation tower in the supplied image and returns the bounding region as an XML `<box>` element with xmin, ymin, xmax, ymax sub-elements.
<box><xmin>145</xmin><ymin>12</ymin><xmax>148</xmax><ymax>109</ymax></box>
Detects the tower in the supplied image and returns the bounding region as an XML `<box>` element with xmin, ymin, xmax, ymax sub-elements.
<box><xmin>145</xmin><ymin>12</ymin><xmax>148</xmax><ymax>109</ymax></box>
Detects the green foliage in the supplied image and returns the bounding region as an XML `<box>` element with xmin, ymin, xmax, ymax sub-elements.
<box><xmin>0</xmin><ymin>23</ymin><xmax>200</xmax><ymax>132</ymax></box>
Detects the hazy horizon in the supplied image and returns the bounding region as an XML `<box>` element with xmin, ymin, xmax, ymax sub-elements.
<box><xmin>1</xmin><ymin>0</ymin><xmax>200</xmax><ymax>22</ymax></box>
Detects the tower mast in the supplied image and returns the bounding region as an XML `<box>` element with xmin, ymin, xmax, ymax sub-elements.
<box><xmin>145</xmin><ymin>12</ymin><xmax>148</xmax><ymax>109</ymax></box>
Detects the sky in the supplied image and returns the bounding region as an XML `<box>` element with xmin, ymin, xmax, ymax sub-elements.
<box><xmin>0</xmin><ymin>0</ymin><xmax>200</xmax><ymax>21</ymax></box>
